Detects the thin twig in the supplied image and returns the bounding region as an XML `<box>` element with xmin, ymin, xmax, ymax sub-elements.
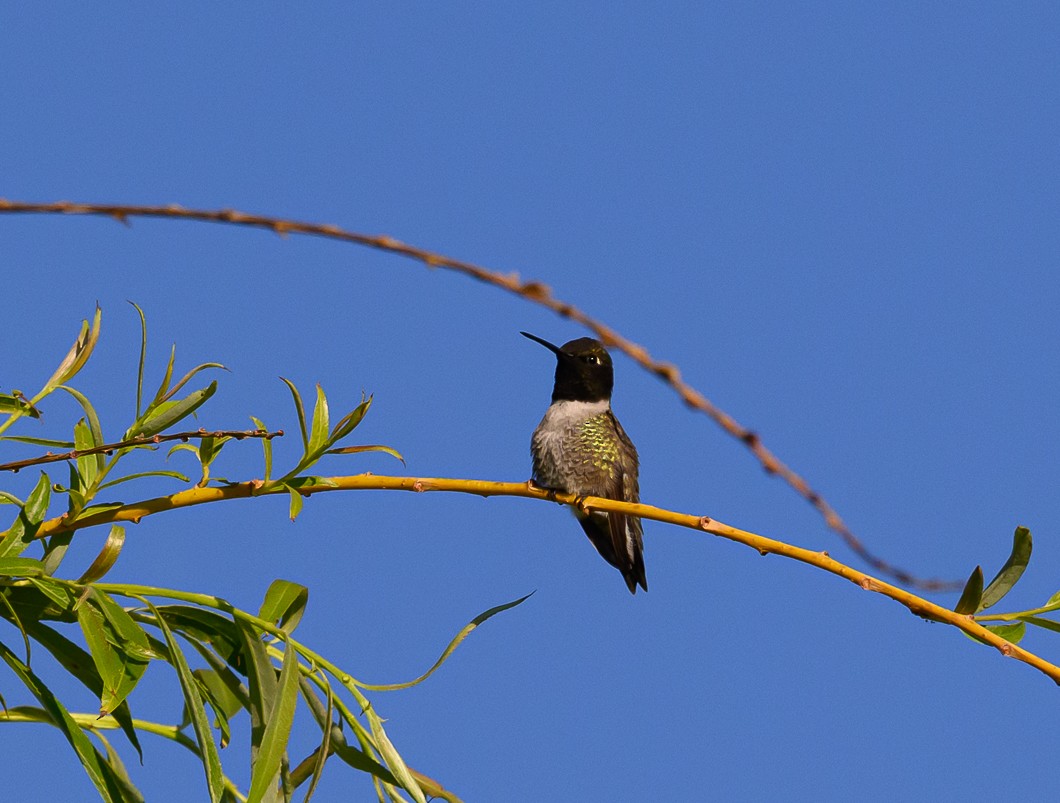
<box><xmin>0</xmin><ymin>428</ymin><xmax>283</xmax><ymax>473</ymax></box>
<box><xmin>30</xmin><ymin>473</ymin><xmax>1057</xmax><ymax>684</ymax></box>
<box><xmin>0</xmin><ymin>199</ymin><xmax>959</xmax><ymax>590</ymax></box>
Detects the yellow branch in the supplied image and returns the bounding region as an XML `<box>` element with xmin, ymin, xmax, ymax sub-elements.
<box><xmin>33</xmin><ymin>474</ymin><xmax>1060</xmax><ymax>685</ymax></box>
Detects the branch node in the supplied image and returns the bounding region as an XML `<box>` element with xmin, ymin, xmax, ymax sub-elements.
<box><xmin>413</xmin><ymin>480</ymin><xmax>426</xmax><ymax>492</ymax></box>
<box><xmin>698</xmin><ymin>516</ymin><xmax>712</xmax><ymax>530</ymax></box>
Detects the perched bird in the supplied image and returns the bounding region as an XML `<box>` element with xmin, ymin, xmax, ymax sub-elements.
<box><xmin>521</xmin><ymin>331</ymin><xmax>647</xmax><ymax>594</ymax></box>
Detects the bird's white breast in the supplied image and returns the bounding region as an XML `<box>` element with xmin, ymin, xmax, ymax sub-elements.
<box><xmin>531</xmin><ymin>399</ymin><xmax>610</xmax><ymax>491</ymax></box>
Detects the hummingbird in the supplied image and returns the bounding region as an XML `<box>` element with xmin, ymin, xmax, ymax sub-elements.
<box><xmin>521</xmin><ymin>332</ymin><xmax>647</xmax><ymax>594</ymax></box>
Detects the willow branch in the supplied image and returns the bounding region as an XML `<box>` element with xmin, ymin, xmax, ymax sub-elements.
<box><xmin>30</xmin><ymin>473</ymin><xmax>1059</xmax><ymax>685</ymax></box>
<box><xmin>0</xmin><ymin>428</ymin><xmax>283</xmax><ymax>473</ymax></box>
<box><xmin>0</xmin><ymin>199</ymin><xmax>956</xmax><ymax>590</ymax></box>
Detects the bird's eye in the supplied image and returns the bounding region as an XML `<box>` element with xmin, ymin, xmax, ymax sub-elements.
<box><xmin>583</xmin><ymin>355</ymin><xmax>600</xmax><ymax>365</ymax></box>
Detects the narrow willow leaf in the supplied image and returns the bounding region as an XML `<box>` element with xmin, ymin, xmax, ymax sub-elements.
<box><xmin>983</xmin><ymin>622</ymin><xmax>1026</xmax><ymax>643</ymax></box>
<box><xmin>160</xmin><ymin>362</ymin><xmax>227</xmax><ymax>404</ymax></box>
<box><xmin>326</xmin><ymin>444</ymin><xmax>405</xmax><ymax>465</ymax></box>
<box><xmin>0</xmin><ymin>590</ymin><xmax>31</xmax><ymax>665</ymax></box>
<box><xmin>1019</xmin><ymin>615</ymin><xmax>1060</xmax><ymax>634</ymax></box>
<box><xmin>188</xmin><ymin>669</ymin><xmax>235</xmax><ymax>749</ymax></box>
<box><xmin>0</xmin><ymin>394</ymin><xmax>40</xmax><ymax>417</ymax></box>
<box><xmin>146</xmin><ymin>598</ymin><xmax>225</xmax><ymax>803</ymax></box>
<box><xmin>0</xmin><ymin>490</ymin><xmax>26</xmax><ymax>506</ymax></box>
<box><xmin>247</xmin><ymin>639</ymin><xmax>300</xmax><ymax>803</ymax></box>
<box><xmin>363</xmin><ymin>593</ymin><xmax>534</xmax><ymax>692</ymax></box>
<box><xmin>76</xmin><ymin>594</ymin><xmax>150</xmax><ymax>715</ymax></box>
<box><xmin>0</xmin><ymin>556</ymin><xmax>47</xmax><ymax>577</ymax></box>
<box><xmin>954</xmin><ymin>566</ymin><xmax>983</xmax><ymax>615</ymax></box>
<box><xmin>74</xmin><ymin>417</ymin><xmax>104</xmax><ymax>488</ymax></box>
<box><xmin>77</xmin><ymin>525</ymin><xmax>126</xmax><ymax>583</ymax></box>
<box><xmin>73</xmin><ymin>502</ymin><xmax>127</xmax><ymax>521</ymax></box>
<box><xmin>28</xmin><ymin>576</ymin><xmax>75</xmax><ymax>609</ymax></box>
<box><xmin>153</xmin><ymin>605</ymin><xmax>244</xmax><ymax>667</ymax></box>
<box><xmin>41</xmin><ymin>305</ymin><xmax>102</xmax><ymax>392</ymax></box>
<box><xmin>297</xmin><ymin>678</ymin><xmax>398</xmax><ymax>784</ymax></box>
<box><xmin>130</xmin><ymin>301</ymin><xmax>148</xmax><ymax>418</ymax></box>
<box><xmin>329</xmin><ymin>397</ymin><xmax>372</xmax><ymax>444</ymax></box>
<box><xmin>150</xmin><ymin>344</ymin><xmax>178</xmax><ymax>408</ymax></box>
<box><xmin>308</xmin><ymin>384</ymin><xmax>330</xmax><ymax>455</ymax></box>
<box><xmin>251</xmin><ymin>416</ymin><xmax>273</xmax><ymax>483</ymax></box>
<box><xmin>367</xmin><ymin>709</ymin><xmax>426</xmax><ymax>803</ymax></box>
<box><xmin>93</xmin><ymin>592</ymin><xmax>158</xmax><ymax>662</ymax></box>
<box><xmin>0</xmin><ymin>471</ymin><xmax>50</xmax><ymax>558</ymax></box>
<box><xmin>288</xmin><ymin>485</ymin><xmax>304</xmax><ymax>522</ymax></box>
<box><xmin>58</xmin><ymin>386</ymin><xmax>105</xmax><ymax>459</ymax></box>
<box><xmin>0</xmin><ymin>637</ymin><xmax>131</xmax><ymax>801</ymax></box>
<box><xmin>298</xmin><ymin>674</ymin><xmax>334</xmax><ymax>801</ymax></box>
<box><xmin>280</xmin><ymin>378</ymin><xmax>309</xmax><ymax>451</ymax></box>
<box><xmin>65</xmin><ymin>460</ymin><xmax>87</xmax><ymax>520</ymax></box>
<box><xmin>132</xmin><ymin>381</ymin><xmax>218</xmax><ymax>438</ymax></box>
<box><xmin>979</xmin><ymin>526</ymin><xmax>1033</xmax><ymax>612</ymax></box>
<box><xmin>93</xmin><ymin>728</ymin><xmax>145</xmax><ymax>802</ymax></box>
<box><xmin>199</xmin><ymin>435</ymin><xmax>230</xmax><ymax>467</ymax></box>
<box><xmin>1045</xmin><ymin>590</ymin><xmax>1060</xmax><ymax>608</ymax></box>
<box><xmin>0</xmin><ymin>435</ymin><xmax>74</xmax><ymax>447</ymax></box>
<box><xmin>258</xmin><ymin>580</ymin><xmax>309</xmax><ymax>634</ymax></box>
<box><xmin>22</xmin><ymin>618</ymin><xmax>143</xmax><ymax>762</ymax></box>
<box><xmin>97</xmin><ymin>470</ymin><xmax>190</xmax><ymax>490</ymax></box>
<box><xmin>235</xmin><ymin>616</ymin><xmax>279</xmax><ymax>767</ymax></box>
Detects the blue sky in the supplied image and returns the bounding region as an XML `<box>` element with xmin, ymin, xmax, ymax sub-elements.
<box><xmin>4</xmin><ymin>4</ymin><xmax>1060</xmax><ymax>800</ymax></box>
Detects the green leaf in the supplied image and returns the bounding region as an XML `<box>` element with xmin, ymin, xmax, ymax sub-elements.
<box><xmin>40</xmin><ymin>305</ymin><xmax>102</xmax><ymax>392</ymax></box>
<box><xmin>247</xmin><ymin>639</ymin><xmax>300</xmax><ymax>803</ymax></box>
<box><xmin>235</xmin><ymin>616</ymin><xmax>279</xmax><ymax>771</ymax></box>
<box><xmin>251</xmin><ymin>416</ymin><xmax>273</xmax><ymax>483</ymax></box>
<box><xmin>145</xmin><ymin>598</ymin><xmax>225</xmax><ymax>802</ymax></box>
<box><xmin>150</xmin><ymin>343</ymin><xmax>177</xmax><ymax>408</ymax></box>
<box><xmin>151</xmin><ymin>605</ymin><xmax>245</xmax><ymax>666</ymax></box>
<box><xmin>0</xmin><ymin>471</ymin><xmax>51</xmax><ymax>558</ymax></box>
<box><xmin>308</xmin><ymin>384</ymin><xmax>330</xmax><ymax>455</ymax></box>
<box><xmin>363</xmin><ymin>593</ymin><xmax>534</xmax><ymax>692</ymax></box>
<box><xmin>326</xmin><ymin>443</ymin><xmax>405</xmax><ymax>465</ymax></box>
<box><xmin>74</xmin><ymin>417</ymin><xmax>104</xmax><ymax>489</ymax></box>
<box><xmin>280</xmin><ymin>377</ymin><xmax>309</xmax><ymax>451</ymax></box>
<box><xmin>983</xmin><ymin>622</ymin><xmax>1026</xmax><ymax>644</ymax></box>
<box><xmin>58</xmin><ymin>386</ymin><xmax>105</xmax><ymax>462</ymax></box>
<box><xmin>97</xmin><ymin>470</ymin><xmax>190</xmax><ymax>490</ymax></box>
<box><xmin>979</xmin><ymin>526</ymin><xmax>1033</xmax><ymax>612</ymax></box>
<box><xmin>130</xmin><ymin>381</ymin><xmax>218</xmax><ymax>438</ymax></box>
<box><xmin>1019</xmin><ymin>615</ymin><xmax>1060</xmax><ymax>634</ymax></box>
<box><xmin>76</xmin><ymin>592</ymin><xmax>151</xmax><ymax>715</ymax></box>
<box><xmin>954</xmin><ymin>566</ymin><xmax>983</xmax><ymax>615</ymax></box>
<box><xmin>76</xmin><ymin>525</ymin><xmax>126</xmax><ymax>583</ymax></box>
<box><xmin>258</xmin><ymin>580</ymin><xmax>309</xmax><ymax>634</ymax></box>
<box><xmin>159</xmin><ymin>362</ymin><xmax>227</xmax><ymax>405</ymax></box>
<box><xmin>21</xmin><ymin>618</ymin><xmax>143</xmax><ymax>762</ymax></box>
<box><xmin>0</xmin><ymin>556</ymin><xmax>47</xmax><ymax>577</ymax></box>
<box><xmin>328</xmin><ymin>396</ymin><xmax>372</xmax><ymax>444</ymax></box>
<box><xmin>0</xmin><ymin>435</ymin><xmax>74</xmax><ymax>447</ymax></box>
<box><xmin>287</xmin><ymin>485</ymin><xmax>304</xmax><ymax>522</ymax></box>
<box><xmin>130</xmin><ymin>301</ymin><xmax>148</xmax><ymax>419</ymax></box>
<box><xmin>0</xmin><ymin>393</ymin><xmax>41</xmax><ymax>418</ymax></box>
<box><xmin>186</xmin><ymin>669</ymin><xmax>236</xmax><ymax>749</ymax></box>
<box><xmin>0</xmin><ymin>637</ymin><xmax>133</xmax><ymax>801</ymax></box>
<box><xmin>27</xmin><ymin>576</ymin><xmax>75</xmax><ymax>609</ymax></box>
<box><xmin>0</xmin><ymin>490</ymin><xmax>25</xmax><ymax>506</ymax></box>
<box><xmin>367</xmin><ymin>708</ymin><xmax>426</xmax><ymax>803</ymax></box>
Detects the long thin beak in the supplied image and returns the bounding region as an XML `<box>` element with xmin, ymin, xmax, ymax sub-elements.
<box><xmin>520</xmin><ymin>331</ymin><xmax>563</xmax><ymax>356</ymax></box>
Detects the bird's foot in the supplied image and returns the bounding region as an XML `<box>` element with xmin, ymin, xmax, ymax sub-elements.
<box><xmin>527</xmin><ymin>478</ymin><xmax>560</xmax><ymax>503</ymax></box>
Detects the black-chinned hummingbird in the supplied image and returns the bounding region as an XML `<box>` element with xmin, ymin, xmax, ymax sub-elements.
<box><xmin>521</xmin><ymin>331</ymin><xmax>647</xmax><ymax>594</ymax></box>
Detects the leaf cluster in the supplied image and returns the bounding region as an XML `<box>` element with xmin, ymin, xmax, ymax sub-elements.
<box><xmin>0</xmin><ymin>306</ymin><xmax>523</xmax><ymax>801</ymax></box>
